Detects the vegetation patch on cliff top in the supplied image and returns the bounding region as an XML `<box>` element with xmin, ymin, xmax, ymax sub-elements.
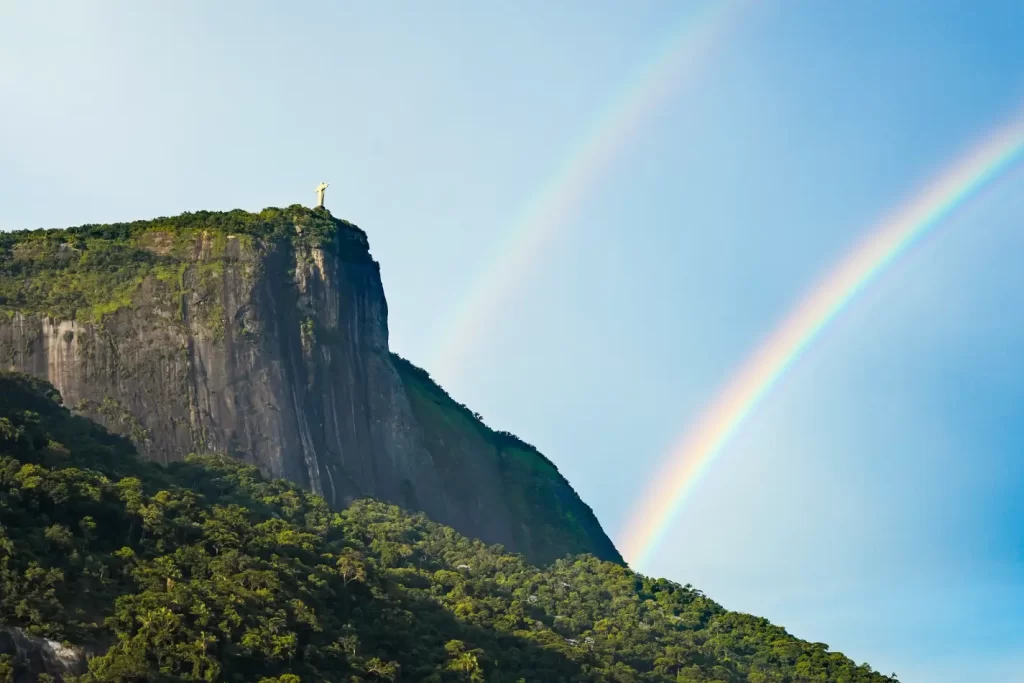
<box><xmin>0</xmin><ymin>206</ymin><xmax>371</xmax><ymax>322</ymax></box>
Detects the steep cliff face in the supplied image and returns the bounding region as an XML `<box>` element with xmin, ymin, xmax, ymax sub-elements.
<box><xmin>0</xmin><ymin>207</ymin><xmax>621</xmax><ymax>565</ymax></box>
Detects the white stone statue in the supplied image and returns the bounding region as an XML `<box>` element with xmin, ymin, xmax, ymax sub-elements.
<box><xmin>315</xmin><ymin>182</ymin><xmax>329</xmax><ymax>208</ymax></box>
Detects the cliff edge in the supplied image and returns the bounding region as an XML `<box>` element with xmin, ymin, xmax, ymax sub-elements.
<box><xmin>0</xmin><ymin>206</ymin><xmax>621</xmax><ymax>565</ymax></box>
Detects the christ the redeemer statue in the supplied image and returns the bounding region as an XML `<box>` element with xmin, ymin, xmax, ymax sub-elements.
<box><xmin>315</xmin><ymin>182</ymin><xmax>329</xmax><ymax>208</ymax></box>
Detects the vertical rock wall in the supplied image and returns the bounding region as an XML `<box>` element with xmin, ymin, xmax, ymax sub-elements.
<box><xmin>0</xmin><ymin>211</ymin><xmax>622</xmax><ymax>565</ymax></box>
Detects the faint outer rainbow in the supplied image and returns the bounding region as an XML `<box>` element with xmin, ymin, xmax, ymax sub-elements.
<box><xmin>428</xmin><ymin>0</ymin><xmax>750</xmax><ymax>381</ymax></box>
<box><xmin>621</xmin><ymin>107</ymin><xmax>1024</xmax><ymax>572</ymax></box>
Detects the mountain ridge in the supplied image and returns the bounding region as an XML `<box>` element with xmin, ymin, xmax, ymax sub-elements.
<box><xmin>0</xmin><ymin>206</ymin><xmax>620</xmax><ymax>566</ymax></box>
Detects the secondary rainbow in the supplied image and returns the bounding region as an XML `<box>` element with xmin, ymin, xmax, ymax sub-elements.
<box><xmin>620</xmin><ymin>107</ymin><xmax>1024</xmax><ymax>572</ymax></box>
<box><xmin>428</xmin><ymin>0</ymin><xmax>750</xmax><ymax>381</ymax></box>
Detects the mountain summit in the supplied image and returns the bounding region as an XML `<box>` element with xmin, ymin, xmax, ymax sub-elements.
<box><xmin>0</xmin><ymin>206</ymin><xmax>900</xmax><ymax>682</ymax></box>
<box><xmin>0</xmin><ymin>206</ymin><xmax>620</xmax><ymax>566</ymax></box>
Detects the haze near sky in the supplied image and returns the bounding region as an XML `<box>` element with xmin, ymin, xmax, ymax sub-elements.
<box><xmin>3</xmin><ymin>2</ymin><xmax>1024</xmax><ymax>681</ymax></box>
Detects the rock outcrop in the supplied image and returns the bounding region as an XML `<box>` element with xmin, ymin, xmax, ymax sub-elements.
<box><xmin>0</xmin><ymin>207</ymin><xmax>621</xmax><ymax>565</ymax></box>
<box><xmin>0</xmin><ymin>625</ymin><xmax>87</xmax><ymax>682</ymax></box>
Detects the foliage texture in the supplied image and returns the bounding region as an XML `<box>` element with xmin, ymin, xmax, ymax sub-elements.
<box><xmin>0</xmin><ymin>372</ymin><xmax>899</xmax><ymax>682</ymax></box>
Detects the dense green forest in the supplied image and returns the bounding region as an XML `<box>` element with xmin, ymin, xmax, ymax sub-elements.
<box><xmin>0</xmin><ymin>372</ymin><xmax>898</xmax><ymax>682</ymax></box>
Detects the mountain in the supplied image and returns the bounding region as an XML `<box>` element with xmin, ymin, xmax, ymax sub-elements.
<box><xmin>0</xmin><ymin>371</ymin><xmax>898</xmax><ymax>682</ymax></box>
<box><xmin>0</xmin><ymin>207</ymin><xmax>619</xmax><ymax>566</ymax></box>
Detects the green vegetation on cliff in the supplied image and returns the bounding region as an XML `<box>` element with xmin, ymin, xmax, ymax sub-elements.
<box><xmin>0</xmin><ymin>206</ymin><xmax>369</xmax><ymax>322</ymax></box>
<box><xmin>392</xmin><ymin>354</ymin><xmax>623</xmax><ymax>566</ymax></box>
<box><xmin>0</xmin><ymin>372</ymin><xmax>898</xmax><ymax>682</ymax></box>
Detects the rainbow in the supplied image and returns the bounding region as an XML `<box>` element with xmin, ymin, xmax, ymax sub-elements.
<box><xmin>620</xmin><ymin>106</ymin><xmax>1024</xmax><ymax>572</ymax></box>
<box><xmin>427</xmin><ymin>0</ymin><xmax>751</xmax><ymax>381</ymax></box>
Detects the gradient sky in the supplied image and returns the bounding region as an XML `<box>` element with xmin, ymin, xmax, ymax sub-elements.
<box><xmin>3</xmin><ymin>2</ymin><xmax>1024</xmax><ymax>681</ymax></box>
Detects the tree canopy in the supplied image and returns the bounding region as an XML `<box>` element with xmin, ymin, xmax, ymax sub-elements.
<box><xmin>0</xmin><ymin>372</ymin><xmax>898</xmax><ymax>682</ymax></box>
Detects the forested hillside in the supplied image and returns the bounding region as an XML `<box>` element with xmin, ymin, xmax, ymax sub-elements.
<box><xmin>0</xmin><ymin>372</ymin><xmax>897</xmax><ymax>682</ymax></box>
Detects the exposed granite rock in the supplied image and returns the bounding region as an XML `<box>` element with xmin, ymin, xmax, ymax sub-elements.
<box><xmin>0</xmin><ymin>207</ymin><xmax>621</xmax><ymax>565</ymax></box>
<box><xmin>0</xmin><ymin>625</ymin><xmax>87</xmax><ymax>682</ymax></box>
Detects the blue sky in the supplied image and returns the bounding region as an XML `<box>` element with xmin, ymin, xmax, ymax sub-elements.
<box><xmin>2</xmin><ymin>1</ymin><xmax>1023</xmax><ymax>680</ymax></box>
